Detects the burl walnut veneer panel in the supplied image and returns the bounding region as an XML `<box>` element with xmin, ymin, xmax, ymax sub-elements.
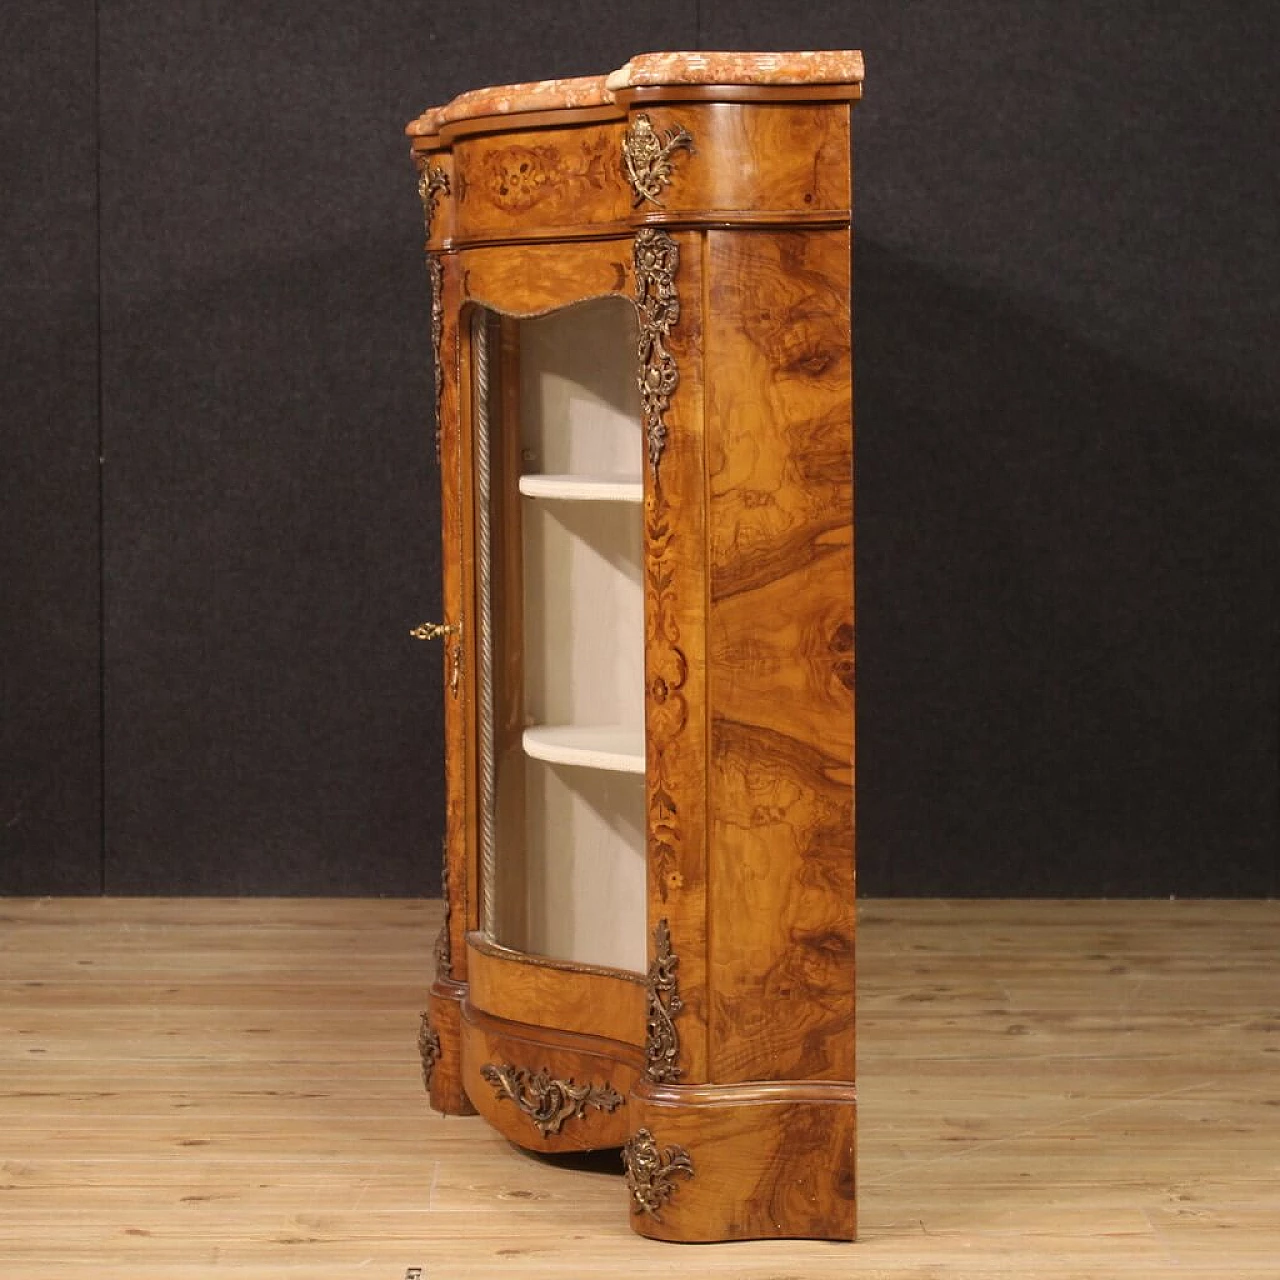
<box><xmin>411</xmin><ymin>53</ymin><xmax>861</xmax><ymax>1244</ymax></box>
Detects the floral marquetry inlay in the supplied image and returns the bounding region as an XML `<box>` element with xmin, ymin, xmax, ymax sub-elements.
<box><xmin>481</xmin><ymin>146</ymin><xmax>557</xmax><ymax>212</ymax></box>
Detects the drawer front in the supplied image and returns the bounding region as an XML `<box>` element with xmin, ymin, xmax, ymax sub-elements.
<box><xmin>461</xmin><ymin>1004</ymin><xmax>641</xmax><ymax>1152</ymax></box>
<box><xmin>628</xmin><ymin>101</ymin><xmax>852</xmax><ymax>224</ymax></box>
<box><xmin>451</xmin><ymin>123</ymin><xmax>632</xmax><ymax>245</ymax></box>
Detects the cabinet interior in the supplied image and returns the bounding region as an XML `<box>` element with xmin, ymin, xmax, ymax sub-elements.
<box><xmin>479</xmin><ymin>296</ymin><xmax>647</xmax><ymax>974</ymax></box>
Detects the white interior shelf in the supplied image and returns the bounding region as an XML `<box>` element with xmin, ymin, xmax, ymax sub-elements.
<box><xmin>522</xmin><ymin>725</ymin><xmax>646</xmax><ymax>774</ymax></box>
<box><xmin>518</xmin><ymin>473</ymin><xmax>644</xmax><ymax>504</ymax></box>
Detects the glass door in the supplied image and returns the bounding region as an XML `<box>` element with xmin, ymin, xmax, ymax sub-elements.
<box><xmin>470</xmin><ymin>296</ymin><xmax>646</xmax><ymax>974</ymax></box>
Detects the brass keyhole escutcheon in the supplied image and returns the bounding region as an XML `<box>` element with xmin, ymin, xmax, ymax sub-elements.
<box><xmin>411</xmin><ymin>620</ymin><xmax>463</xmax><ymax>698</ymax></box>
<box><xmin>410</xmin><ymin>620</ymin><xmax>459</xmax><ymax>642</ymax></box>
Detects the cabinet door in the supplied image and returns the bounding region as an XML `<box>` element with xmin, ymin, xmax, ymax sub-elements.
<box><xmin>467</xmin><ymin>297</ymin><xmax>648</xmax><ymax>974</ymax></box>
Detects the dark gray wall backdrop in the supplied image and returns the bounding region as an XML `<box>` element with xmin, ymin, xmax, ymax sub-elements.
<box><xmin>2</xmin><ymin>2</ymin><xmax>1276</xmax><ymax>896</ymax></box>
<box><xmin>1</xmin><ymin>1</ymin><xmax>102</xmax><ymax>893</ymax></box>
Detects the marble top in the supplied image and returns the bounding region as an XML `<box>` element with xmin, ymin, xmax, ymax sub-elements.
<box><xmin>606</xmin><ymin>50</ymin><xmax>864</xmax><ymax>92</ymax></box>
<box><xmin>406</xmin><ymin>51</ymin><xmax>864</xmax><ymax>137</ymax></box>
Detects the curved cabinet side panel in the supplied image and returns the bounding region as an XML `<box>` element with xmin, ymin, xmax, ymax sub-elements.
<box><xmin>703</xmin><ymin>227</ymin><xmax>856</xmax><ymax>1086</ymax></box>
<box><xmin>627</xmin><ymin>1082</ymin><xmax>856</xmax><ymax>1242</ymax></box>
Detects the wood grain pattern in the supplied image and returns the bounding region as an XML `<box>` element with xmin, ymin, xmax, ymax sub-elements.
<box><xmin>466</xmin><ymin>933</ymin><xmax>646</xmax><ymax>1046</ymax></box>
<box><xmin>640</xmin><ymin>230</ymin><xmax>710</xmax><ymax>1084</ymax></box>
<box><xmin>432</xmin><ymin>252</ymin><xmax>472</xmax><ymax>1124</ymax></box>
<box><xmin>434</xmin><ymin>251</ymin><xmax>466</xmax><ymax>960</ymax></box>
<box><xmin>460</xmin><ymin>1004</ymin><xmax>642</xmax><ymax>1152</ymax></box>
<box><xmin>704</xmin><ymin>229</ymin><xmax>855</xmax><ymax>1086</ymax></box>
<box><xmin>452</xmin><ymin>123</ymin><xmax>631</xmax><ymax>245</ymax></box>
<box><xmin>629</xmin><ymin>1085</ymin><xmax>856</xmax><ymax>1241</ymax></box>
<box><xmin>628</xmin><ymin>103</ymin><xmax>852</xmax><ymax>224</ymax></box>
<box><xmin>459</xmin><ymin>238</ymin><xmax>633</xmax><ymax>318</ymax></box>
<box><xmin>424</xmin><ymin>977</ymin><xmax>475</xmax><ymax>1116</ymax></box>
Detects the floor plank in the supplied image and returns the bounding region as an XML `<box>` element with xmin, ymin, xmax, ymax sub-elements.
<box><xmin>1</xmin><ymin>897</ymin><xmax>1276</xmax><ymax>1277</ymax></box>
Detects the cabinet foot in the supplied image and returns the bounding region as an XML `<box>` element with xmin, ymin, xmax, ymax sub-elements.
<box><xmin>422</xmin><ymin>978</ymin><xmax>476</xmax><ymax>1116</ymax></box>
<box><xmin>625</xmin><ymin>1081</ymin><xmax>856</xmax><ymax>1242</ymax></box>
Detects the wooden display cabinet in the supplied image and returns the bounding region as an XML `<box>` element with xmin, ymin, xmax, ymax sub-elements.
<box><xmin>407</xmin><ymin>50</ymin><xmax>863</xmax><ymax>1243</ymax></box>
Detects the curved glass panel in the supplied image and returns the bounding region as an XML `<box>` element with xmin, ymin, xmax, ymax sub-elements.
<box><xmin>471</xmin><ymin>297</ymin><xmax>646</xmax><ymax>974</ymax></box>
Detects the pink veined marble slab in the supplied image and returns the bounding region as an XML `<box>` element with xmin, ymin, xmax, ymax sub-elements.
<box><xmin>405</xmin><ymin>51</ymin><xmax>865</xmax><ymax>137</ymax></box>
<box><xmin>407</xmin><ymin>105</ymin><xmax>449</xmax><ymax>138</ymax></box>
<box><xmin>606</xmin><ymin>49</ymin><xmax>864</xmax><ymax>91</ymax></box>
<box><xmin>406</xmin><ymin>73</ymin><xmax>611</xmax><ymax>136</ymax></box>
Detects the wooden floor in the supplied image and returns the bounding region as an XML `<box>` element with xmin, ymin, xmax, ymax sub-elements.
<box><xmin>1</xmin><ymin>898</ymin><xmax>1276</xmax><ymax>1278</ymax></box>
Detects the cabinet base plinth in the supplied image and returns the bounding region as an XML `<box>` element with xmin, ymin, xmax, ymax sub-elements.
<box><xmin>626</xmin><ymin>1082</ymin><xmax>856</xmax><ymax>1243</ymax></box>
<box><xmin>423</xmin><ymin>978</ymin><xmax>476</xmax><ymax>1116</ymax></box>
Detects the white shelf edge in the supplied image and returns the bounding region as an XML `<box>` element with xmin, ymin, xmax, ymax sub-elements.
<box><xmin>518</xmin><ymin>473</ymin><xmax>644</xmax><ymax>504</ymax></box>
<box><xmin>522</xmin><ymin>725</ymin><xmax>646</xmax><ymax>774</ymax></box>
